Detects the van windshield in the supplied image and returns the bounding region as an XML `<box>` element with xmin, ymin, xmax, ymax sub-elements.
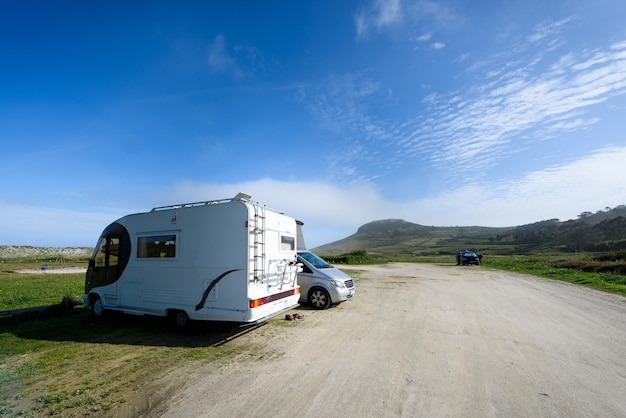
<box><xmin>298</xmin><ymin>251</ymin><xmax>332</xmax><ymax>269</ymax></box>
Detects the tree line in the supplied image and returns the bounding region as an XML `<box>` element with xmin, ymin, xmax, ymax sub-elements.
<box><xmin>511</xmin><ymin>206</ymin><xmax>626</xmax><ymax>252</ymax></box>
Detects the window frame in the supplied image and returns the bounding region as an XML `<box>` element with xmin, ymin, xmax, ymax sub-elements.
<box><xmin>280</xmin><ymin>234</ymin><xmax>296</xmax><ymax>252</ymax></box>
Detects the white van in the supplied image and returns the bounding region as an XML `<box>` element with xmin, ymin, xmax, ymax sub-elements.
<box><xmin>83</xmin><ymin>193</ymin><xmax>301</xmax><ymax>328</ymax></box>
<box><xmin>296</xmin><ymin>251</ymin><xmax>356</xmax><ymax>309</ymax></box>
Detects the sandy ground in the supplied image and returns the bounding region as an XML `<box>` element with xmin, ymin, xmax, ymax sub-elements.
<box><xmin>149</xmin><ymin>263</ymin><xmax>626</xmax><ymax>417</ymax></box>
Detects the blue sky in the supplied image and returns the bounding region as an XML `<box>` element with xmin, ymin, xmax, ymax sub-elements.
<box><xmin>1</xmin><ymin>0</ymin><xmax>626</xmax><ymax>248</ymax></box>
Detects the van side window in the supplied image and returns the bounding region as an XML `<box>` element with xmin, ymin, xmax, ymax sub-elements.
<box><xmin>281</xmin><ymin>235</ymin><xmax>295</xmax><ymax>251</ymax></box>
<box><xmin>137</xmin><ymin>234</ymin><xmax>177</xmax><ymax>258</ymax></box>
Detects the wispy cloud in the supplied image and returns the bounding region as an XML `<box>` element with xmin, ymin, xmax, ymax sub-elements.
<box><xmin>526</xmin><ymin>16</ymin><xmax>574</xmax><ymax>50</ymax></box>
<box><xmin>313</xmin><ymin>15</ymin><xmax>626</xmax><ymax>186</ymax></box>
<box><xmin>398</xmin><ymin>36</ymin><xmax>626</xmax><ymax>179</ymax></box>
<box><xmin>207</xmin><ymin>34</ymin><xmax>247</xmax><ymax>79</ymax></box>
<box><xmin>355</xmin><ymin>0</ymin><xmax>402</xmax><ymax>40</ymax></box>
<box><xmin>304</xmin><ymin>72</ymin><xmax>395</xmax><ymax>183</ymax></box>
<box><xmin>432</xmin><ymin>42</ymin><xmax>446</xmax><ymax>50</ymax></box>
<box><xmin>355</xmin><ymin>0</ymin><xmax>460</xmax><ymax>40</ymax></box>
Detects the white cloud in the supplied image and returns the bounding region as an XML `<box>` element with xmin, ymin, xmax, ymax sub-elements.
<box><xmin>399</xmin><ymin>37</ymin><xmax>626</xmax><ymax>178</ymax></box>
<box><xmin>207</xmin><ymin>34</ymin><xmax>245</xmax><ymax>78</ymax></box>
<box><xmin>404</xmin><ymin>146</ymin><xmax>626</xmax><ymax>227</ymax></box>
<box><xmin>152</xmin><ymin>145</ymin><xmax>626</xmax><ymax>245</ymax></box>
<box><xmin>152</xmin><ymin>179</ymin><xmax>396</xmax><ymax>247</ymax></box>
<box><xmin>355</xmin><ymin>0</ymin><xmax>461</xmax><ymax>40</ymax></box>
<box><xmin>3</xmin><ymin>146</ymin><xmax>625</xmax><ymax>248</ymax></box>
<box><xmin>526</xmin><ymin>16</ymin><xmax>574</xmax><ymax>50</ymax></box>
<box><xmin>355</xmin><ymin>0</ymin><xmax>402</xmax><ymax>39</ymax></box>
<box><xmin>432</xmin><ymin>42</ymin><xmax>446</xmax><ymax>50</ymax></box>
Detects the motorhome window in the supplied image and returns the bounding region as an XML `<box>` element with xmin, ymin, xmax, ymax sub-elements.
<box><xmin>109</xmin><ymin>237</ymin><xmax>120</xmax><ymax>266</ymax></box>
<box><xmin>94</xmin><ymin>236</ymin><xmax>120</xmax><ymax>268</ymax></box>
<box><xmin>94</xmin><ymin>238</ymin><xmax>106</xmax><ymax>268</ymax></box>
<box><xmin>137</xmin><ymin>234</ymin><xmax>177</xmax><ymax>258</ymax></box>
<box><xmin>281</xmin><ymin>235</ymin><xmax>295</xmax><ymax>251</ymax></box>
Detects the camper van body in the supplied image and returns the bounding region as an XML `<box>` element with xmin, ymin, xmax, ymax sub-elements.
<box><xmin>83</xmin><ymin>194</ymin><xmax>300</xmax><ymax>325</ymax></box>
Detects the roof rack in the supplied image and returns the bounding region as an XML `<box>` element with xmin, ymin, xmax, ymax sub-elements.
<box><xmin>151</xmin><ymin>193</ymin><xmax>252</xmax><ymax>212</ymax></box>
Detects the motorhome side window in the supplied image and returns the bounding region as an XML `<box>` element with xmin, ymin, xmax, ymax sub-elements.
<box><xmin>281</xmin><ymin>235</ymin><xmax>295</xmax><ymax>251</ymax></box>
<box><xmin>137</xmin><ymin>234</ymin><xmax>177</xmax><ymax>258</ymax></box>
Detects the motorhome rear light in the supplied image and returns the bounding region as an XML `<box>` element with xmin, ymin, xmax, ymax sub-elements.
<box><xmin>249</xmin><ymin>288</ymin><xmax>300</xmax><ymax>309</ymax></box>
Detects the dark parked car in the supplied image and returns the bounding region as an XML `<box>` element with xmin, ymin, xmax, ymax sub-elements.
<box><xmin>456</xmin><ymin>250</ymin><xmax>481</xmax><ymax>266</ymax></box>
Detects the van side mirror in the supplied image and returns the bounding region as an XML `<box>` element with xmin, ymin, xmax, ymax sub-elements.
<box><xmin>88</xmin><ymin>259</ymin><xmax>96</xmax><ymax>269</ymax></box>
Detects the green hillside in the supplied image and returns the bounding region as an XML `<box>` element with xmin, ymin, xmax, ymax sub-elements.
<box><xmin>312</xmin><ymin>206</ymin><xmax>626</xmax><ymax>258</ymax></box>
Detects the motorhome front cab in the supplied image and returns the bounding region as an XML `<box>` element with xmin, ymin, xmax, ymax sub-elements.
<box><xmin>83</xmin><ymin>193</ymin><xmax>301</xmax><ymax>328</ymax></box>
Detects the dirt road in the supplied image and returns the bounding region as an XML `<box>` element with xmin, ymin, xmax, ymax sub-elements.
<box><xmin>154</xmin><ymin>263</ymin><xmax>626</xmax><ymax>417</ymax></box>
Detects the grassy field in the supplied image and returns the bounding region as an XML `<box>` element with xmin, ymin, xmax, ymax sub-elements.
<box><xmin>481</xmin><ymin>254</ymin><xmax>626</xmax><ymax>295</ymax></box>
<box><xmin>0</xmin><ymin>271</ymin><xmax>85</xmax><ymax>311</ymax></box>
<box><xmin>1</xmin><ymin>252</ymin><xmax>625</xmax><ymax>416</ymax></box>
<box><xmin>0</xmin><ymin>256</ymin><xmax>295</xmax><ymax>416</ymax></box>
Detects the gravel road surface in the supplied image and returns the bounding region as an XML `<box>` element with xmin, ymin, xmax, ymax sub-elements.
<box><xmin>155</xmin><ymin>263</ymin><xmax>626</xmax><ymax>417</ymax></box>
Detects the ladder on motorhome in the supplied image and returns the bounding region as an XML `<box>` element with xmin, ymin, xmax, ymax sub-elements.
<box><xmin>252</xmin><ymin>203</ymin><xmax>266</xmax><ymax>283</ymax></box>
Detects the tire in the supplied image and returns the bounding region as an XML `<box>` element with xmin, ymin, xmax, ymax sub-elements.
<box><xmin>91</xmin><ymin>296</ymin><xmax>105</xmax><ymax>318</ymax></box>
<box><xmin>173</xmin><ymin>310</ymin><xmax>191</xmax><ymax>331</ymax></box>
<box><xmin>308</xmin><ymin>288</ymin><xmax>331</xmax><ymax>310</ymax></box>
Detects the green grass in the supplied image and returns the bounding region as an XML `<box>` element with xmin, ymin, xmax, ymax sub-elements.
<box><xmin>482</xmin><ymin>255</ymin><xmax>626</xmax><ymax>295</ymax></box>
<box><xmin>0</xmin><ymin>273</ymin><xmax>84</xmax><ymax>310</ymax></box>
<box><xmin>0</xmin><ymin>259</ymin><xmax>86</xmax><ymax>310</ymax></box>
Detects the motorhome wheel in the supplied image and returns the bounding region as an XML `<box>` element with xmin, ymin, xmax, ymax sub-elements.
<box><xmin>309</xmin><ymin>288</ymin><xmax>331</xmax><ymax>310</ymax></box>
<box><xmin>91</xmin><ymin>296</ymin><xmax>105</xmax><ymax>318</ymax></box>
<box><xmin>173</xmin><ymin>310</ymin><xmax>191</xmax><ymax>330</ymax></box>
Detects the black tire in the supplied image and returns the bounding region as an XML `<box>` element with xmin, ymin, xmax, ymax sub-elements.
<box><xmin>90</xmin><ymin>296</ymin><xmax>105</xmax><ymax>318</ymax></box>
<box><xmin>173</xmin><ymin>310</ymin><xmax>191</xmax><ymax>331</ymax></box>
<box><xmin>308</xmin><ymin>288</ymin><xmax>331</xmax><ymax>310</ymax></box>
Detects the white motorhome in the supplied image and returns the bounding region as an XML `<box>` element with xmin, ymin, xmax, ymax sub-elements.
<box><xmin>83</xmin><ymin>193</ymin><xmax>300</xmax><ymax>328</ymax></box>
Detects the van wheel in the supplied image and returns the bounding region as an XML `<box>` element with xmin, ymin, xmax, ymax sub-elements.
<box><xmin>309</xmin><ymin>288</ymin><xmax>331</xmax><ymax>310</ymax></box>
<box><xmin>91</xmin><ymin>296</ymin><xmax>105</xmax><ymax>318</ymax></box>
<box><xmin>173</xmin><ymin>310</ymin><xmax>191</xmax><ymax>330</ymax></box>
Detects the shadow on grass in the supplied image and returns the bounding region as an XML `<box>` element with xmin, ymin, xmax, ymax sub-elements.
<box><xmin>0</xmin><ymin>305</ymin><xmax>270</xmax><ymax>349</ymax></box>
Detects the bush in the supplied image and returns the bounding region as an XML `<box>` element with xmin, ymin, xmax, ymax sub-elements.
<box><xmin>320</xmin><ymin>250</ymin><xmax>371</xmax><ymax>264</ymax></box>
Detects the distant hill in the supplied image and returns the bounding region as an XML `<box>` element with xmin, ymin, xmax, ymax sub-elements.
<box><xmin>312</xmin><ymin>206</ymin><xmax>626</xmax><ymax>257</ymax></box>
